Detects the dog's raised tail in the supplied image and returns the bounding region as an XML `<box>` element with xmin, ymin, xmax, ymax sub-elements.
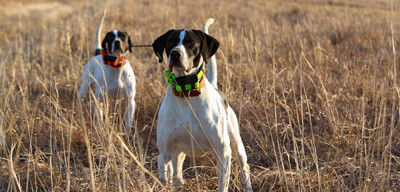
<box><xmin>94</xmin><ymin>10</ymin><xmax>107</xmax><ymax>55</ymax></box>
<box><xmin>203</xmin><ymin>18</ymin><xmax>218</xmax><ymax>88</ymax></box>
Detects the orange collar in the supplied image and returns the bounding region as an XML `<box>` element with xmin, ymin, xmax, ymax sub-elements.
<box><xmin>101</xmin><ymin>51</ymin><xmax>127</xmax><ymax>67</ymax></box>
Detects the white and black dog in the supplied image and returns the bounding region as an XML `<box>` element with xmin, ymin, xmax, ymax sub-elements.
<box><xmin>152</xmin><ymin>19</ymin><xmax>252</xmax><ymax>192</ymax></box>
<box><xmin>77</xmin><ymin>11</ymin><xmax>136</xmax><ymax>134</ymax></box>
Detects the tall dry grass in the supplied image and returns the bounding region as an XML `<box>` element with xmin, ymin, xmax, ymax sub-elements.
<box><xmin>0</xmin><ymin>0</ymin><xmax>399</xmax><ymax>191</ymax></box>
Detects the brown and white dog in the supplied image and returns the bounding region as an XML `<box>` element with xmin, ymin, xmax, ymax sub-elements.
<box><xmin>152</xmin><ymin>18</ymin><xmax>252</xmax><ymax>192</ymax></box>
<box><xmin>77</xmin><ymin>11</ymin><xmax>136</xmax><ymax>134</ymax></box>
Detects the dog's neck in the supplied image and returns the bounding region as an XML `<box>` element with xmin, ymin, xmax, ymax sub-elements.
<box><xmin>166</xmin><ymin>63</ymin><xmax>206</xmax><ymax>98</ymax></box>
<box><xmin>167</xmin><ymin>77</ymin><xmax>212</xmax><ymax>101</ymax></box>
<box><xmin>101</xmin><ymin>51</ymin><xmax>128</xmax><ymax>68</ymax></box>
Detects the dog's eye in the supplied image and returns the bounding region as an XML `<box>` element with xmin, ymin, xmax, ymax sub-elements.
<box><xmin>185</xmin><ymin>40</ymin><xmax>195</xmax><ymax>48</ymax></box>
<box><xmin>120</xmin><ymin>36</ymin><xmax>126</xmax><ymax>41</ymax></box>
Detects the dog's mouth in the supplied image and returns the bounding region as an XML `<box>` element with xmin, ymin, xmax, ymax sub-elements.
<box><xmin>110</xmin><ymin>49</ymin><xmax>123</xmax><ymax>57</ymax></box>
<box><xmin>169</xmin><ymin>60</ymin><xmax>189</xmax><ymax>71</ymax></box>
<box><xmin>169</xmin><ymin>64</ymin><xmax>189</xmax><ymax>74</ymax></box>
<box><xmin>174</xmin><ymin>67</ymin><xmax>186</xmax><ymax>73</ymax></box>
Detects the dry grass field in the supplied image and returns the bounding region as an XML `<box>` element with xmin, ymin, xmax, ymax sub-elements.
<box><xmin>0</xmin><ymin>0</ymin><xmax>399</xmax><ymax>191</ymax></box>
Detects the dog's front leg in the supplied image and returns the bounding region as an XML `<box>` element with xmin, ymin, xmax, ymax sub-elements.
<box><xmin>217</xmin><ymin>145</ymin><xmax>232</xmax><ymax>192</ymax></box>
<box><xmin>77</xmin><ymin>65</ymin><xmax>92</xmax><ymax>99</ymax></box>
<box><xmin>93</xmin><ymin>87</ymin><xmax>106</xmax><ymax>126</ymax></box>
<box><xmin>124</xmin><ymin>74</ymin><xmax>136</xmax><ymax>136</ymax></box>
<box><xmin>78</xmin><ymin>82</ymin><xmax>89</xmax><ymax>99</ymax></box>
<box><xmin>158</xmin><ymin>152</ymin><xmax>173</xmax><ymax>184</ymax></box>
<box><xmin>124</xmin><ymin>98</ymin><xmax>135</xmax><ymax>135</ymax></box>
<box><xmin>171</xmin><ymin>152</ymin><xmax>186</xmax><ymax>186</ymax></box>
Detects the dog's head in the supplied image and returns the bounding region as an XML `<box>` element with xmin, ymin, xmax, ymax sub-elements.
<box><xmin>102</xmin><ymin>30</ymin><xmax>133</xmax><ymax>56</ymax></box>
<box><xmin>152</xmin><ymin>29</ymin><xmax>219</xmax><ymax>76</ymax></box>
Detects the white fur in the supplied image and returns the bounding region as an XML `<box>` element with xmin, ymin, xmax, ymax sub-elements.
<box><xmin>111</xmin><ymin>30</ymin><xmax>122</xmax><ymax>53</ymax></box>
<box><xmin>78</xmin><ymin>13</ymin><xmax>136</xmax><ymax>135</ymax></box>
<box><xmin>178</xmin><ymin>30</ymin><xmax>186</xmax><ymax>46</ymax></box>
<box><xmin>156</xmin><ymin>19</ymin><xmax>252</xmax><ymax>192</ymax></box>
<box><xmin>95</xmin><ymin>10</ymin><xmax>106</xmax><ymax>51</ymax></box>
<box><xmin>168</xmin><ymin>30</ymin><xmax>191</xmax><ymax>76</ymax></box>
<box><xmin>77</xmin><ymin>56</ymin><xmax>136</xmax><ymax>134</ymax></box>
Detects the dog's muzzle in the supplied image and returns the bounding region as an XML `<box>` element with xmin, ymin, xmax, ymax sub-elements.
<box><xmin>169</xmin><ymin>50</ymin><xmax>186</xmax><ymax>70</ymax></box>
<box><xmin>112</xmin><ymin>40</ymin><xmax>124</xmax><ymax>53</ymax></box>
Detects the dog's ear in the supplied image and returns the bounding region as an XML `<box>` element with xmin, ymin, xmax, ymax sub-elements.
<box><xmin>102</xmin><ymin>32</ymin><xmax>111</xmax><ymax>51</ymax></box>
<box><xmin>128</xmin><ymin>35</ymin><xmax>133</xmax><ymax>53</ymax></box>
<box><xmin>152</xmin><ymin>30</ymin><xmax>174</xmax><ymax>63</ymax></box>
<box><xmin>118</xmin><ymin>31</ymin><xmax>132</xmax><ymax>53</ymax></box>
<box><xmin>101</xmin><ymin>36</ymin><xmax>107</xmax><ymax>51</ymax></box>
<box><xmin>192</xmin><ymin>30</ymin><xmax>219</xmax><ymax>63</ymax></box>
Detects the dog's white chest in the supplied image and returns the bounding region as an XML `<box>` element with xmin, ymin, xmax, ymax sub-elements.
<box><xmin>157</xmin><ymin>84</ymin><xmax>227</xmax><ymax>156</ymax></box>
<box><xmin>101</xmin><ymin>69</ymin><xmax>124</xmax><ymax>92</ymax></box>
<box><xmin>89</xmin><ymin>56</ymin><xmax>135</xmax><ymax>99</ymax></box>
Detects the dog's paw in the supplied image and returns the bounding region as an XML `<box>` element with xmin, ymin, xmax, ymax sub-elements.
<box><xmin>159</xmin><ymin>178</ymin><xmax>167</xmax><ymax>185</ymax></box>
<box><xmin>173</xmin><ymin>177</ymin><xmax>185</xmax><ymax>186</ymax></box>
<box><xmin>124</xmin><ymin>127</ymin><xmax>132</xmax><ymax>135</ymax></box>
<box><xmin>243</xmin><ymin>183</ymin><xmax>253</xmax><ymax>192</ymax></box>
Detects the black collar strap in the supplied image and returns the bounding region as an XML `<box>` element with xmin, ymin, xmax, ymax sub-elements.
<box><xmin>101</xmin><ymin>51</ymin><xmax>128</xmax><ymax>67</ymax></box>
<box><xmin>165</xmin><ymin>64</ymin><xmax>205</xmax><ymax>96</ymax></box>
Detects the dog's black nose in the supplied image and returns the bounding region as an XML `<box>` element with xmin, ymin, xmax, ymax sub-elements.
<box><xmin>114</xmin><ymin>41</ymin><xmax>121</xmax><ymax>50</ymax></box>
<box><xmin>170</xmin><ymin>51</ymin><xmax>181</xmax><ymax>60</ymax></box>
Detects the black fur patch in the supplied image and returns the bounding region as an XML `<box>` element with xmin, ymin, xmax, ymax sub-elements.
<box><xmin>152</xmin><ymin>29</ymin><xmax>220</xmax><ymax>65</ymax></box>
<box><xmin>101</xmin><ymin>30</ymin><xmax>133</xmax><ymax>53</ymax></box>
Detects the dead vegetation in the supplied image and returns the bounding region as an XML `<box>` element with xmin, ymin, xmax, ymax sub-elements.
<box><xmin>0</xmin><ymin>0</ymin><xmax>399</xmax><ymax>191</ymax></box>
